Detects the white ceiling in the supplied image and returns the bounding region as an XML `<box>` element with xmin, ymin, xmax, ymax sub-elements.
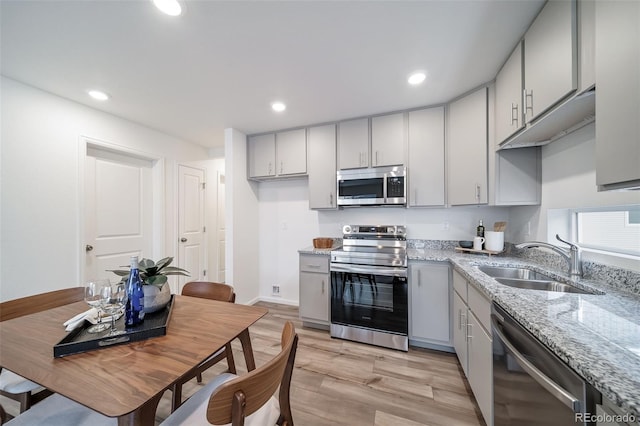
<box><xmin>1</xmin><ymin>0</ymin><xmax>545</xmax><ymax>149</ymax></box>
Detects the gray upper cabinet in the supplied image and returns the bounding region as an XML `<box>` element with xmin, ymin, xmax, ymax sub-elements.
<box><xmin>448</xmin><ymin>87</ymin><xmax>488</xmax><ymax>206</ymax></box>
<box><xmin>371</xmin><ymin>113</ymin><xmax>405</xmax><ymax>167</ymax></box>
<box><xmin>308</xmin><ymin>124</ymin><xmax>337</xmax><ymax>209</ymax></box>
<box><xmin>248</xmin><ymin>133</ymin><xmax>276</xmax><ymax>178</ymax></box>
<box><xmin>338</xmin><ymin>118</ymin><xmax>369</xmax><ymax>169</ymax></box>
<box><xmin>495</xmin><ymin>41</ymin><xmax>524</xmax><ymax>146</ymax></box>
<box><xmin>276</xmin><ymin>129</ymin><xmax>307</xmax><ymax>176</ymax></box>
<box><xmin>247</xmin><ymin>129</ymin><xmax>306</xmax><ymax>179</ymax></box>
<box><xmin>595</xmin><ymin>0</ymin><xmax>640</xmax><ymax>191</ymax></box>
<box><xmin>523</xmin><ymin>0</ymin><xmax>577</xmax><ymax>124</ymax></box>
<box><xmin>408</xmin><ymin>107</ymin><xmax>445</xmax><ymax>207</ymax></box>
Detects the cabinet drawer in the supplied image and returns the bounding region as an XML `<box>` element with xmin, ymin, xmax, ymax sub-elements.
<box><xmin>299</xmin><ymin>255</ymin><xmax>329</xmax><ymax>273</ymax></box>
<box><xmin>468</xmin><ymin>283</ymin><xmax>491</xmax><ymax>333</ymax></box>
<box><xmin>452</xmin><ymin>270</ymin><xmax>467</xmax><ymax>302</ymax></box>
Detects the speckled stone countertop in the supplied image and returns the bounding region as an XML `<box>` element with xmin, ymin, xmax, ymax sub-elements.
<box><xmin>297</xmin><ymin>243</ymin><xmax>640</xmax><ymax>418</ymax></box>
<box><xmin>408</xmin><ymin>248</ymin><xmax>640</xmax><ymax>421</ymax></box>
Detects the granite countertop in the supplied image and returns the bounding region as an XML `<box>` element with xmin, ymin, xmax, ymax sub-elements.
<box><xmin>409</xmin><ymin>248</ymin><xmax>640</xmax><ymax>421</ymax></box>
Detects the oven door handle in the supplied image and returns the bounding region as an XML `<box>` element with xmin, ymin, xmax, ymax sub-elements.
<box><xmin>330</xmin><ymin>263</ymin><xmax>408</xmax><ymax>278</ymax></box>
<box><xmin>491</xmin><ymin>315</ymin><xmax>582</xmax><ymax>413</ymax></box>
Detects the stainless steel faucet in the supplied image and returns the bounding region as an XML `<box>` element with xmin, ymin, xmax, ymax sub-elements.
<box><xmin>515</xmin><ymin>234</ymin><xmax>583</xmax><ymax>279</ymax></box>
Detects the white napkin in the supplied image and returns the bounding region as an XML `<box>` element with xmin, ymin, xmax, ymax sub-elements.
<box><xmin>64</xmin><ymin>308</ymin><xmax>124</xmax><ymax>332</ymax></box>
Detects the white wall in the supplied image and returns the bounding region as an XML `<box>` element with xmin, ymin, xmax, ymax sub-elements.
<box><xmin>0</xmin><ymin>77</ymin><xmax>211</xmax><ymax>301</ymax></box>
<box><xmin>510</xmin><ymin>123</ymin><xmax>640</xmax><ymax>271</ymax></box>
<box><xmin>224</xmin><ymin>128</ymin><xmax>261</xmax><ymax>304</ymax></box>
<box><xmin>257</xmin><ymin>178</ymin><xmax>511</xmax><ymax>304</ymax></box>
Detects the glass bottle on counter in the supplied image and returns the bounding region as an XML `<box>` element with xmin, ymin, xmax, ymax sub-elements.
<box><xmin>125</xmin><ymin>256</ymin><xmax>145</xmax><ymax>327</ymax></box>
<box><xmin>477</xmin><ymin>219</ymin><xmax>485</xmax><ymax>238</ymax></box>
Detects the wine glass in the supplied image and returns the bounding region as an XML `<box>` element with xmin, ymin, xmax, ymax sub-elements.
<box><xmin>84</xmin><ymin>279</ymin><xmax>110</xmax><ymax>333</ymax></box>
<box><xmin>102</xmin><ymin>282</ymin><xmax>127</xmax><ymax>336</ymax></box>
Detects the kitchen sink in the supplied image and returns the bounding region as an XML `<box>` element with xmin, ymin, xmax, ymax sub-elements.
<box><xmin>477</xmin><ymin>265</ymin><xmax>554</xmax><ymax>281</ymax></box>
<box><xmin>475</xmin><ymin>265</ymin><xmax>597</xmax><ymax>294</ymax></box>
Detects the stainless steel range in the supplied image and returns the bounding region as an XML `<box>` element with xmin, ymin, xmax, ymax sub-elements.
<box><xmin>330</xmin><ymin>225</ymin><xmax>408</xmax><ymax>351</ymax></box>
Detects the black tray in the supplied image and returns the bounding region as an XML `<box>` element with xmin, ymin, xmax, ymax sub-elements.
<box><xmin>54</xmin><ymin>295</ymin><xmax>175</xmax><ymax>358</ymax></box>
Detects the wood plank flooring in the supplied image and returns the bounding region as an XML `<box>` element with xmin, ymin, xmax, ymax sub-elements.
<box><xmin>0</xmin><ymin>302</ymin><xmax>486</xmax><ymax>425</ymax></box>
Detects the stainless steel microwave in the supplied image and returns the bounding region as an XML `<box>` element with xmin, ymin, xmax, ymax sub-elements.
<box><xmin>337</xmin><ymin>166</ymin><xmax>406</xmax><ymax>206</ymax></box>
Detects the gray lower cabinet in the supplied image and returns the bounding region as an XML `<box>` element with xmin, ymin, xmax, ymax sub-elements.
<box><xmin>299</xmin><ymin>254</ymin><xmax>330</xmax><ymax>329</ymax></box>
<box><xmin>409</xmin><ymin>261</ymin><xmax>452</xmax><ymax>350</ymax></box>
<box><xmin>452</xmin><ymin>270</ymin><xmax>493</xmax><ymax>426</ymax></box>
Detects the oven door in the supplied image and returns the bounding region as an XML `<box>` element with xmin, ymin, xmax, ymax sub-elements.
<box><xmin>330</xmin><ymin>263</ymin><xmax>408</xmax><ymax>335</ymax></box>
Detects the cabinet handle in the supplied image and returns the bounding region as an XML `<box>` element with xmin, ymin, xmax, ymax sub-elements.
<box><xmin>329</xmin><ymin>193</ymin><xmax>333</xmax><ymax>206</ymax></box>
<box><xmin>306</xmin><ymin>264</ymin><xmax>321</xmax><ymax>269</ymax></box>
<box><xmin>268</xmin><ymin>162</ymin><xmax>272</xmax><ymax>175</ymax></box>
<box><xmin>459</xmin><ymin>310</ymin><xmax>466</xmax><ymax>330</ymax></box>
<box><xmin>322</xmin><ymin>280</ymin><xmax>325</xmax><ymax>294</ymax></box>
<box><xmin>375</xmin><ymin>151</ymin><xmax>379</xmax><ymax>166</ymax></box>
<box><xmin>524</xmin><ymin>89</ymin><xmax>534</xmax><ymax>118</ymax></box>
<box><xmin>467</xmin><ymin>322</ymin><xmax>473</xmax><ymax>341</ymax></box>
<box><xmin>417</xmin><ymin>269</ymin><xmax>422</xmax><ymax>286</ymax></box>
<box><xmin>511</xmin><ymin>103</ymin><xmax>519</xmax><ymax>126</ymax></box>
<box><xmin>280</xmin><ymin>161</ymin><xmax>283</xmax><ymax>174</ymax></box>
<box><xmin>475</xmin><ymin>184</ymin><xmax>481</xmax><ymax>201</ymax></box>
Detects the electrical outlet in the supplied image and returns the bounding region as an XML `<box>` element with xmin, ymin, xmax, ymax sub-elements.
<box><xmin>272</xmin><ymin>285</ymin><xmax>281</xmax><ymax>296</ymax></box>
<box><xmin>443</xmin><ymin>221</ymin><xmax>450</xmax><ymax>231</ymax></box>
<box><xmin>525</xmin><ymin>221</ymin><xmax>531</xmax><ymax>236</ymax></box>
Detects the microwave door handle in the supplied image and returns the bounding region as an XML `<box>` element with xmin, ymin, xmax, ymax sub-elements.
<box><xmin>491</xmin><ymin>316</ymin><xmax>582</xmax><ymax>413</ymax></box>
<box><xmin>383</xmin><ymin>172</ymin><xmax>388</xmax><ymax>203</ymax></box>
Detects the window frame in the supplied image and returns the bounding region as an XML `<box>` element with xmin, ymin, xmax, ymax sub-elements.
<box><xmin>572</xmin><ymin>205</ymin><xmax>640</xmax><ymax>258</ymax></box>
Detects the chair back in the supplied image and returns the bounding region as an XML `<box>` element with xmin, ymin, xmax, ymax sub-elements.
<box><xmin>206</xmin><ymin>321</ymin><xmax>298</xmax><ymax>426</ymax></box>
<box><xmin>0</xmin><ymin>287</ymin><xmax>85</xmax><ymax>322</ymax></box>
<box><xmin>181</xmin><ymin>281</ymin><xmax>235</xmax><ymax>303</ymax></box>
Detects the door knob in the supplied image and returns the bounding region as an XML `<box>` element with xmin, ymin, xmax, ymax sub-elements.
<box><xmin>180</xmin><ymin>238</ymin><xmax>188</xmax><ymax>242</ymax></box>
<box><xmin>85</xmin><ymin>244</ymin><xmax>94</xmax><ymax>252</ymax></box>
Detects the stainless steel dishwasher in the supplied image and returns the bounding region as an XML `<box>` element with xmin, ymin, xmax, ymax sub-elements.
<box><xmin>492</xmin><ymin>303</ymin><xmax>600</xmax><ymax>425</ymax></box>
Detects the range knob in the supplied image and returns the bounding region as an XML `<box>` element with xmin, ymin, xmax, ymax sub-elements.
<box><xmin>343</xmin><ymin>225</ymin><xmax>352</xmax><ymax>234</ymax></box>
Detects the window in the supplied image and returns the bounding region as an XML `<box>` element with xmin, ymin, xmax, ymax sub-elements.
<box><xmin>575</xmin><ymin>205</ymin><xmax>640</xmax><ymax>257</ymax></box>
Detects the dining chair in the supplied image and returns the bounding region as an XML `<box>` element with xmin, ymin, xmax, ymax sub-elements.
<box><xmin>0</xmin><ymin>287</ymin><xmax>85</xmax><ymax>414</ymax></box>
<box><xmin>171</xmin><ymin>281</ymin><xmax>237</xmax><ymax>412</ymax></box>
<box><xmin>161</xmin><ymin>320</ymin><xmax>298</xmax><ymax>426</ymax></box>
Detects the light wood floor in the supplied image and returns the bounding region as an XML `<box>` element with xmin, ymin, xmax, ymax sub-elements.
<box><xmin>1</xmin><ymin>302</ymin><xmax>486</xmax><ymax>425</ymax></box>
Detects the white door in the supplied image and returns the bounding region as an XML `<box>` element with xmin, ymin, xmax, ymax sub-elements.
<box><xmin>84</xmin><ymin>147</ymin><xmax>153</xmax><ymax>283</ymax></box>
<box><xmin>177</xmin><ymin>165</ymin><xmax>206</xmax><ymax>294</ymax></box>
<box><xmin>217</xmin><ymin>172</ymin><xmax>226</xmax><ymax>282</ymax></box>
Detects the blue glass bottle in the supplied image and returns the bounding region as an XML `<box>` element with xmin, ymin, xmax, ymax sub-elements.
<box><xmin>125</xmin><ymin>256</ymin><xmax>145</xmax><ymax>327</ymax></box>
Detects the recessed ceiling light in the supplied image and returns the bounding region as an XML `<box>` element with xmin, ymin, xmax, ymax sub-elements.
<box><xmin>152</xmin><ymin>0</ymin><xmax>182</xmax><ymax>16</ymax></box>
<box><xmin>271</xmin><ymin>102</ymin><xmax>286</xmax><ymax>112</ymax></box>
<box><xmin>88</xmin><ymin>90</ymin><xmax>109</xmax><ymax>101</ymax></box>
<box><xmin>408</xmin><ymin>72</ymin><xmax>427</xmax><ymax>85</ymax></box>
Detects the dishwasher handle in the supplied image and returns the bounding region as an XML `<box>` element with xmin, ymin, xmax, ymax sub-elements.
<box><xmin>491</xmin><ymin>315</ymin><xmax>582</xmax><ymax>413</ymax></box>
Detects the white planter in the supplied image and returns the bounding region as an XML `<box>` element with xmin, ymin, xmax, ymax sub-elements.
<box><xmin>143</xmin><ymin>283</ymin><xmax>171</xmax><ymax>313</ymax></box>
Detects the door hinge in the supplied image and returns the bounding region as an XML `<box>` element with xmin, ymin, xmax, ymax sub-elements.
<box><xmin>202</xmin><ymin>182</ymin><xmax>206</xmax><ymax>190</ymax></box>
<box><xmin>203</xmin><ymin>269</ymin><xmax>207</xmax><ymax>277</ymax></box>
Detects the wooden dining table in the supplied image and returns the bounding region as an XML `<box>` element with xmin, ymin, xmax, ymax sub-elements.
<box><xmin>0</xmin><ymin>295</ymin><xmax>268</xmax><ymax>425</ymax></box>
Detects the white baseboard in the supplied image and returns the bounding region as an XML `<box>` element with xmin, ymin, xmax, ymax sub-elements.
<box><xmin>254</xmin><ymin>296</ymin><xmax>299</xmax><ymax>306</ymax></box>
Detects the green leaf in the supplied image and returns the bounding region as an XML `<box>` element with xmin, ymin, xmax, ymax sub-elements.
<box><xmin>146</xmin><ymin>275</ymin><xmax>168</xmax><ymax>285</ymax></box>
<box><xmin>162</xmin><ymin>266</ymin><xmax>189</xmax><ymax>273</ymax></box>
<box><xmin>162</xmin><ymin>271</ymin><xmax>190</xmax><ymax>276</ymax></box>
<box><xmin>139</xmin><ymin>258</ymin><xmax>155</xmax><ymax>269</ymax></box>
<box><xmin>154</xmin><ymin>257</ymin><xmax>173</xmax><ymax>271</ymax></box>
<box><xmin>107</xmin><ymin>269</ymin><xmax>130</xmax><ymax>277</ymax></box>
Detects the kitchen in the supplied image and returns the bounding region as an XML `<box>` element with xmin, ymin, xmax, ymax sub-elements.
<box><xmin>2</xmin><ymin>0</ymin><xmax>640</xmax><ymax>425</ymax></box>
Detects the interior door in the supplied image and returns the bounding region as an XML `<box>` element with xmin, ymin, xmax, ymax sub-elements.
<box><xmin>177</xmin><ymin>165</ymin><xmax>206</xmax><ymax>294</ymax></box>
<box><xmin>84</xmin><ymin>147</ymin><xmax>153</xmax><ymax>283</ymax></box>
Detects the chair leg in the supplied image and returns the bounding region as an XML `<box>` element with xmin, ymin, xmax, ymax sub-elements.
<box><xmin>196</xmin><ymin>372</ymin><xmax>203</xmax><ymax>383</ymax></box>
<box><xmin>18</xmin><ymin>392</ymin><xmax>31</xmax><ymax>413</ymax></box>
<box><xmin>225</xmin><ymin>343</ymin><xmax>237</xmax><ymax>374</ymax></box>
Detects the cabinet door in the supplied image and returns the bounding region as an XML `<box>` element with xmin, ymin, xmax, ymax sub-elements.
<box><xmin>371</xmin><ymin>113</ymin><xmax>405</xmax><ymax>167</ymax></box>
<box><xmin>338</xmin><ymin>118</ymin><xmax>369</xmax><ymax>169</ymax></box>
<box><xmin>408</xmin><ymin>107</ymin><xmax>445</xmax><ymax>207</ymax></box>
<box><xmin>495</xmin><ymin>41</ymin><xmax>524</xmax><ymax>146</ymax></box>
<box><xmin>467</xmin><ymin>312</ymin><xmax>493</xmax><ymax>425</ymax></box>
<box><xmin>448</xmin><ymin>87</ymin><xmax>488</xmax><ymax>205</ymax></box>
<box><xmin>409</xmin><ymin>262</ymin><xmax>451</xmax><ymax>345</ymax></box>
<box><xmin>595</xmin><ymin>0</ymin><xmax>640</xmax><ymax>190</ymax></box>
<box><xmin>299</xmin><ymin>271</ymin><xmax>329</xmax><ymax>323</ymax></box>
<box><xmin>452</xmin><ymin>291</ymin><xmax>468</xmax><ymax>376</ymax></box>
<box><xmin>248</xmin><ymin>134</ymin><xmax>276</xmax><ymax>178</ymax></box>
<box><xmin>276</xmin><ymin>129</ymin><xmax>306</xmax><ymax>175</ymax></box>
<box><xmin>524</xmin><ymin>0</ymin><xmax>577</xmax><ymax>123</ymax></box>
<box><xmin>308</xmin><ymin>124</ymin><xmax>337</xmax><ymax>209</ymax></box>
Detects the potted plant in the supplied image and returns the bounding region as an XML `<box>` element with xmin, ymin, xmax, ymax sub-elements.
<box><xmin>109</xmin><ymin>257</ymin><xmax>190</xmax><ymax>313</ymax></box>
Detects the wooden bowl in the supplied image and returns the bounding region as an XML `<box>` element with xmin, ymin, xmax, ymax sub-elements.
<box><xmin>313</xmin><ymin>238</ymin><xmax>333</xmax><ymax>249</ymax></box>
